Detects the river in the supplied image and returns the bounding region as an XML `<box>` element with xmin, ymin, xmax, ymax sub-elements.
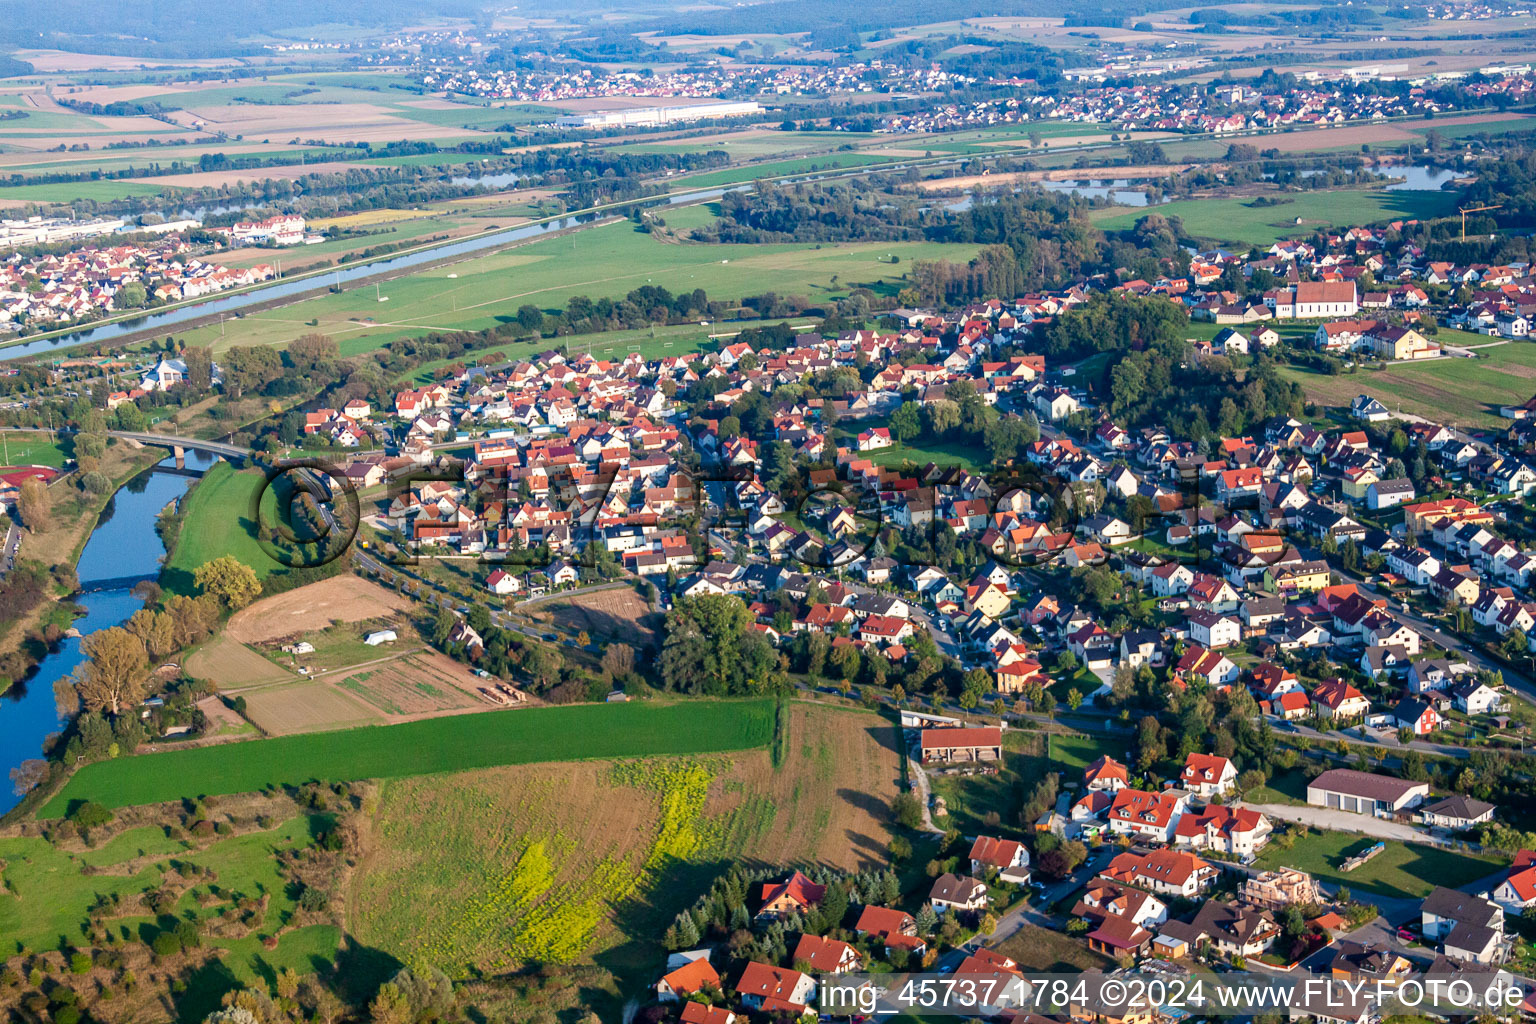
<box><xmin>0</xmin><ymin>450</ymin><xmax>218</xmax><ymax>814</ymax></box>
<box><xmin>0</xmin><ymin>185</ymin><xmax>739</xmax><ymax>361</ymax></box>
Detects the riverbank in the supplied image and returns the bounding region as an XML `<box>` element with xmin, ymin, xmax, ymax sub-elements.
<box><xmin>0</xmin><ymin>443</ymin><xmax>163</xmax><ymax>695</ymax></box>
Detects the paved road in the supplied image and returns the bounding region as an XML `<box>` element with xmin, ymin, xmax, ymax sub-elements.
<box><xmin>1242</xmin><ymin>801</ymin><xmax>1425</xmax><ymax>842</ymax></box>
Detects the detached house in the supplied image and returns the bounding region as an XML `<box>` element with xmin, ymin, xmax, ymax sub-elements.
<box><xmin>1179</xmin><ymin>753</ymin><xmax>1237</xmax><ymax>797</ymax></box>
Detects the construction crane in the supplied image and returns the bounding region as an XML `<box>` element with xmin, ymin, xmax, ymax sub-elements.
<box><xmin>1459</xmin><ymin>202</ymin><xmax>1502</xmax><ymax>242</ymax></box>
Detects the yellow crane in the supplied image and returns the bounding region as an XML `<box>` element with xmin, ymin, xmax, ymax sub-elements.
<box><xmin>1458</xmin><ymin>202</ymin><xmax>1502</xmax><ymax>242</ymax></box>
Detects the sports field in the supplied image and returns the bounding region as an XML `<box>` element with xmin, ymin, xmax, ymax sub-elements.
<box><xmin>41</xmin><ymin>698</ymin><xmax>776</xmax><ymax>814</ymax></box>
<box><xmin>1094</xmin><ymin>187</ymin><xmax>1458</xmax><ymax>245</ymax></box>
<box><xmin>0</xmin><ymin>431</ymin><xmax>69</xmax><ymax>467</ymax></box>
<box><xmin>177</xmin><ymin>216</ymin><xmax>977</xmax><ymax>356</ymax></box>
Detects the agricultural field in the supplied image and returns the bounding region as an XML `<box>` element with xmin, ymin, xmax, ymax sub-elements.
<box><xmin>667</xmin><ymin>151</ymin><xmax>900</xmax><ymax>188</ymax></box>
<box><xmin>347</xmin><ymin>702</ymin><xmax>898</xmax><ymax>1007</ymax></box>
<box><xmin>185</xmin><ymin>634</ymin><xmax>295</xmax><ymax>688</ymax></box>
<box><xmin>176</xmin><ymin>215</ymin><xmax>979</xmax><ymax>356</ymax></box>
<box><xmin>224</xmin><ymin>574</ymin><xmax>413</xmax><ymax>645</ymax></box>
<box><xmin>1093</xmin><ymin>187</ymin><xmax>1458</xmax><ymax>246</ymax></box>
<box><xmin>1254</xmin><ymin>830</ymin><xmax>1506</xmax><ymax>899</ymax></box>
<box><xmin>41</xmin><ymin>698</ymin><xmax>777</xmax><ymax>814</ymax></box>
<box><xmin>522</xmin><ymin>584</ymin><xmax>661</xmax><ymax>647</ymax></box>
<box><xmin>1278</xmin><ymin>338</ymin><xmax>1536</xmax><ymax>429</ymax></box>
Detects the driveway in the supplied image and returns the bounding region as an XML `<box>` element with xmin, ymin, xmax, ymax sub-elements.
<box><xmin>1241</xmin><ymin>802</ymin><xmax>1424</xmax><ymax>841</ymax></box>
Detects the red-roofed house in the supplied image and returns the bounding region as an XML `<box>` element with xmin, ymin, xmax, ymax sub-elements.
<box><xmin>1107</xmin><ymin>789</ymin><xmax>1188</xmax><ymax>843</ymax></box>
<box><xmin>1173</xmin><ymin>804</ymin><xmax>1273</xmax><ymax>858</ymax></box>
<box><xmin>1180</xmin><ymin>753</ymin><xmax>1237</xmax><ymax>797</ymax></box>
<box><xmin>656</xmin><ymin>956</ymin><xmax>720</xmax><ymax>1001</ymax></box>
<box><xmin>792</xmin><ymin>934</ymin><xmax>862</xmax><ymax>974</ymax></box>
<box><xmin>1083</xmin><ymin>755</ymin><xmax>1129</xmax><ymax>792</ymax></box>
<box><xmin>736</xmin><ymin>962</ymin><xmax>814</xmax><ymax>1013</ymax></box>
<box><xmin>757</xmin><ymin>871</ymin><xmax>826</xmax><ymax>922</ymax></box>
<box><xmin>854</xmin><ymin>905</ymin><xmax>927</xmax><ymax>955</ymax></box>
<box><xmin>679</xmin><ymin>1004</ymin><xmax>736</xmax><ymax>1024</ymax></box>
<box><xmin>969</xmin><ymin>836</ymin><xmax>1031</xmax><ymax>882</ymax></box>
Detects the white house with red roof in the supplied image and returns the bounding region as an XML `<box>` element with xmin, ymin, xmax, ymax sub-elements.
<box><xmin>969</xmin><ymin>835</ymin><xmax>1031</xmax><ymax>883</ymax></box>
<box><xmin>1107</xmin><ymin>789</ymin><xmax>1188</xmax><ymax>843</ymax></box>
<box><xmin>1083</xmin><ymin>755</ymin><xmax>1129</xmax><ymax>792</ymax></box>
<box><xmin>1173</xmin><ymin>805</ymin><xmax>1272</xmax><ymax>858</ymax></box>
<box><xmin>1180</xmin><ymin>753</ymin><xmax>1237</xmax><ymax>798</ymax></box>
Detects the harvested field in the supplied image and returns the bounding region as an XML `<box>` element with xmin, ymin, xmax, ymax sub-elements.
<box><xmin>1252</xmin><ymin>112</ymin><xmax>1530</xmax><ymax>152</ymax></box>
<box><xmin>12</xmin><ymin>49</ymin><xmax>229</xmax><ymax>71</ymax></box>
<box><xmin>241</xmin><ymin>679</ymin><xmax>382</xmax><ymax>735</ymax></box>
<box><xmin>328</xmin><ymin>651</ymin><xmax>489</xmax><ymax>719</ymax></box>
<box><xmin>706</xmin><ymin>702</ymin><xmax>900</xmax><ymax>871</ymax></box>
<box><xmin>138</xmin><ymin>161</ymin><xmax>365</xmax><ymax>187</ymax></box>
<box><xmin>167</xmin><ymin>104</ymin><xmax>475</xmax><ymax>143</ymax></box>
<box><xmin>186</xmin><ymin>634</ymin><xmax>294</xmax><ymax>687</ymax></box>
<box><xmin>225</xmin><ymin>575</ymin><xmax>413</xmax><ymax>645</ymax></box>
<box><xmin>526</xmin><ymin>585</ymin><xmax>661</xmax><ymax>645</ymax></box>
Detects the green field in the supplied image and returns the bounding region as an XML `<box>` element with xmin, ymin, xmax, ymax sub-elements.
<box><xmin>42</xmin><ymin>699</ymin><xmax>775</xmax><ymax>815</ymax></box>
<box><xmin>864</xmin><ymin>438</ymin><xmax>985</xmax><ymax>471</ymax></box>
<box><xmin>669</xmin><ymin>151</ymin><xmax>899</xmax><ymax>188</ymax></box>
<box><xmin>1277</xmin><ymin>337</ymin><xmax>1536</xmax><ymax>429</ymax></box>
<box><xmin>0</xmin><ymin>431</ymin><xmax>68</xmax><ymax>467</ymax></box>
<box><xmin>1046</xmin><ymin>733</ymin><xmax>1127</xmax><ymax>771</ymax></box>
<box><xmin>1093</xmin><ymin>188</ymin><xmax>1458</xmax><ymax>246</ymax></box>
<box><xmin>0</xmin><ymin>179</ymin><xmax>165</xmax><ymax>203</ymax></box>
<box><xmin>1254</xmin><ymin>831</ymin><xmax>1506</xmax><ymax>899</ymax></box>
<box><xmin>1407</xmin><ymin>114</ymin><xmax>1536</xmax><ymax>139</ymax></box>
<box><xmin>183</xmin><ymin>216</ymin><xmax>977</xmax><ymax>356</ymax></box>
<box><xmin>0</xmin><ymin>814</ymin><xmax>341</xmax><ymax>1019</ymax></box>
<box><xmin>160</xmin><ymin>462</ymin><xmax>283</xmax><ymax>596</ymax></box>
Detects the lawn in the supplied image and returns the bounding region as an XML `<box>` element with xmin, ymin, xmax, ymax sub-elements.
<box><xmin>1093</xmin><ymin>188</ymin><xmax>1458</xmax><ymax>246</ymax></box>
<box><xmin>864</xmin><ymin>438</ymin><xmax>985</xmax><ymax>471</ymax></box>
<box><xmin>160</xmin><ymin>462</ymin><xmax>284</xmax><ymax>596</ymax></box>
<box><xmin>41</xmin><ymin>698</ymin><xmax>776</xmax><ymax>815</ymax></box>
<box><xmin>181</xmin><ymin>217</ymin><xmax>977</xmax><ymax>356</ymax></box>
<box><xmin>1254</xmin><ymin>831</ymin><xmax>1506</xmax><ymax>899</ymax></box>
<box><xmin>1277</xmin><ymin>338</ymin><xmax>1536</xmax><ymax>429</ymax></box>
<box><xmin>0</xmin><ymin>431</ymin><xmax>68</xmax><ymax>467</ymax></box>
<box><xmin>1047</xmin><ymin>732</ymin><xmax>1127</xmax><ymax>771</ymax></box>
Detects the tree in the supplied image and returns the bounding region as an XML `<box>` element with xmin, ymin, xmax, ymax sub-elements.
<box><xmin>117</xmin><ymin>281</ymin><xmax>148</xmax><ymax>308</ymax></box>
<box><xmin>194</xmin><ymin>556</ymin><xmax>262</xmax><ymax>609</ymax></box>
<box><xmin>890</xmin><ymin>402</ymin><xmax>921</xmax><ymax>443</ymax></box>
<box><xmin>16</xmin><ymin>477</ymin><xmax>49</xmax><ymax>531</ymax></box>
<box><xmin>892</xmin><ymin>790</ymin><xmax>923</xmax><ymax>829</ymax></box>
<box><xmin>75</xmin><ymin>627</ymin><xmax>148</xmax><ymax>715</ymax></box>
<box><xmin>601</xmin><ymin>643</ymin><xmax>635</xmax><ymax>680</ymax></box>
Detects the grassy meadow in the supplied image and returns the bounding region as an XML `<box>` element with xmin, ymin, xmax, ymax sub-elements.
<box><xmin>1093</xmin><ymin>187</ymin><xmax>1458</xmax><ymax>246</ymax></box>
<box><xmin>1277</xmin><ymin>336</ymin><xmax>1536</xmax><ymax>430</ymax></box>
<box><xmin>178</xmin><ymin>216</ymin><xmax>978</xmax><ymax>356</ymax></box>
<box><xmin>347</xmin><ymin>703</ymin><xmax>899</xmax><ymax>1012</ymax></box>
<box><xmin>0</xmin><ymin>813</ymin><xmax>342</xmax><ymax>1021</ymax></box>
